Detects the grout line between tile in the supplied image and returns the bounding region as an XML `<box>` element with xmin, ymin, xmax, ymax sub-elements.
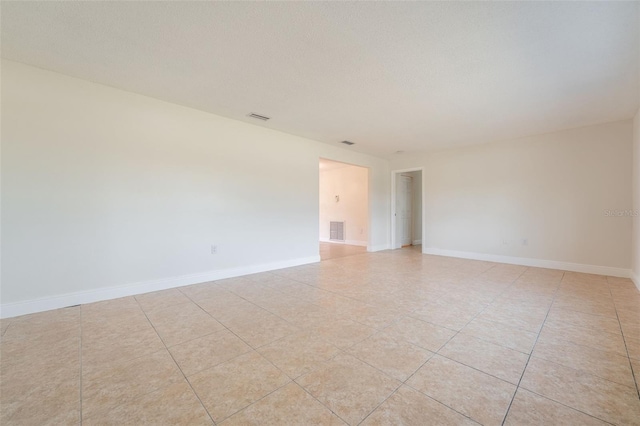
<box><xmin>606</xmin><ymin>276</ymin><xmax>640</xmax><ymax>400</ymax></box>
<box><xmin>500</xmin><ymin>271</ymin><xmax>564</xmax><ymax>426</ymax></box>
<box><xmin>8</xmin><ymin>252</ymin><xmax>640</xmax><ymax>425</ymax></box>
<box><xmin>403</xmin><ymin>266</ymin><xmax>530</xmax><ymax>386</ymax></box>
<box><xmin>293</xmin><ymin>381</ymin><xmax>352</xmax><ymax>425</ymax></box>
<box><xmin>215</xmin><ymin>379</ymin><xmax>294</xmax><ymax>424</ymax></box>
<box><xmin>133</xmin><ymin>297</ymin><xmax>218</xmax><ymax>425</ymax></box>
<box><xmin>517</xmin><ymin>387</ymin><xmax>618</xmax><ymax>426</ymax></box>
<box><xmin>357</xmin><ymin>263</ymin><xmax>529</xmax><ymax>424</ymax></box>
<box><xmin>356</xmin><ymin>386</ymin><xmax>403</xmax><ymax>426</ymax></box>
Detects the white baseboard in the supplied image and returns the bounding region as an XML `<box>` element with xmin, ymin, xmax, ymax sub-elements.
<box><xmin>412</xmin><ymin>239</ymin><xmax>422</xmax><ymax>245</ymax></box>
<box><xmin>422</xmin><ymin>247</ymin><xmax>631</xmax><ymax>278</ymax></box>
<box><xmin>631</xmin><ymin>270</ymin><xmax>640</xmax><ymax>291</ymax></box>
<box><xmin>319</xmin><ymin>238</ymin><xmax>368</xmax><ymax>247</ymax></box>
<box><xmin>368</xmin><ymin>244</ymin><xmax>391</xmax><ymax>252</ymax></box>
<box><xmin>0</xmin><ymin>255</ymin><xmax>320</xmax><ymax>319</ymax></box>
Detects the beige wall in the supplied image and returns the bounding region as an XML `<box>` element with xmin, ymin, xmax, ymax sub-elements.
<box><xmin>1</xmin><ymin>60</ymin><xmax>391</xmax><ymax>316</ymax></box>
<box><xmin>319</xmin><ymin>162</ymin><xmax>368</xmax><ymax>246</ymax></box>
<box><xmin>633</xmin><ymin>111</ymin><xmax>640</xmax><ymax>288</ymax></box>
<box><xmin>391</xmin><ymin>121</ymin><xmax>633</xmax><ymax>273</ymax></box>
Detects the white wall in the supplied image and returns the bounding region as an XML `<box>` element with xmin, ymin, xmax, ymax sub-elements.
<box><xmin>319</xmin><ymin>162</ymin><xmax>368</xmax><ymax>246</ymax></box>
<box><xmin>391</xmin><ymin>121</ymin><xmax>634</xmax><ymax>275</ymax></box>
<box><xmin>632</xmin><ymin>111</ymin><xmax>640</xmax><ymax>288</ymax></box>
<box><xmin>0</xmin><ymin>60</ymin><xmax>390</xmax><ymax>317</ymax></box>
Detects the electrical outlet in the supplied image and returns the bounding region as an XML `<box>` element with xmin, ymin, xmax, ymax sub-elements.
<box><xmin>211</xmin><ymin>245</ymin><xmax>218</xmax><ymax>254</ymax></box>
<box><xmin>522</xmin><ymin>239</ymin><xmax>528</xmax><ymax>246</ymax></box>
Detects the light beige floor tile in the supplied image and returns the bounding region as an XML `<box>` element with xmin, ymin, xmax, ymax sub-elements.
<box><xmin>0</xmin><ymin>319</ymin><xmax>11</xmax><ymax>337</ymax></box>
<box><xmin>627</xmin><ymin>336</ymin><xmax>640</xmax><ymax>360</ymax></box>
<box><xmin>82</xmin><ymin>349</ymin><xmax>184</xmax><ymax>418</ymax></box>
<box><xmin>532</xmin><ymin>339</ymin><xmax>635</xmax><ymax>388</ymax></box>
<box><xmin>2</xmin><ymin>309</ymin><xmax>80</xmax><ymax>348</ymax></box>
<box><xmin>539</xmin><ymin>320</ymin><xmax>628</xmax><ymax>357</ymax></box>
<box><xmin>621</xmin><ymin>320</ymin><xmax>640</xmax><ymax>339</ymax></box>
<box><xmin>504</xmin><ymin>388</ymin><xmax>609</xmax><ymax>426</ymax></box>
<box><xmin>4</xmin><ymin>252</ymin><xmax>640</xmax><ymax>425</ymax></box>
<box><xmin>179</xmin><ymin>281</ymin><xmax>228</xmax><ymax>301</ymax></box>
<box><xmin>613</xmin><ymin>303</ymin><xmax>640</xmax><ymax>316</ymax></box>
<box><xmin>1</xmin><ymin>377</ymin><xmax>80</xmax><ymax>425</ymax></box>
<box><xmin>257</xmin><ymin>331</ymin><xmax>341</xmax><ymax>379</ymax></box>
<box><xmin>406</xmin><ymin>355</ymin><xmax>516</xmax><ymax>426</ymax></box>
<box><xmin>616</xmin><ymin>307</ymin><xmax>640</xmax><ymax>326</ymax></box>
<box><xmin>82</xmin><ymin>325</ymin><xmax>166</xmax><ymax>375</ymax></box>
<box><xmin>476</xmin><ymin>306</ymin><xmax>547</xmax><ymax>333</ymax></box>
<box><xmin>197</xmin><ymin>293</ymin><xmax>263</xmax><ymax>323</ymax></box>
<box><xmin>82</xmin><ymin>299</ymin><xmax>149</xmax><ymax>328</ymax></box>
<box><xmin>189</xmin><ymin>351</ymin><xmax>290</xmax><ymax>422</ymax></box>
<box><xmin>343</xmin><ymin>304</ymin><xmax>404</xmax><ymax>330</ymax></box>
<box><xmin>1</xmin><ymin>331</ymin><xmax>80</xmax><ymax>370</ymax></box>
<box><xmin>520</xmin><ymin>356</ymin><xmax>640</xmax><ymax>425</ymax></box>
<box><xmin>82</xmin><ymin>308</ymin><xmax>151</xmax><ymax>336</ymax></box>
<box><xmin>545</xmin><ymin>308</ymin><xmax>622</xmax><ymax>335</ymax></box>
<box><xmin>383</xmin><ymin>316</ymin><xmax>456</xmax><ymax>352</ymax></box>
<box><xmin>135</xmin><ymin>288</ymin><xmax>192</xmax><ymax>313</ymax></box>
<box><xmin>439</xmin><ymin>333</ymin><xmax>529</xmax><ymax>385</ymax></box>
<box><xmin>373</xmin><ymin>290</ymin><xmax>431</xmax><ymax>313</ymax></box>
<box><xmin>296</xmin><ymin>353</ymin><xmax>401</xmax><ymax>425</ymax></box>
<box><xmin>632</xmin><ymin>357</ymin><xmax>640</xmax><ymax>389</ymax></box>
<box><xmin>223</xmin><ymin>311</ymin><xmax>300</xmax><ymax>348</ymax></box>
<box><xmin>276</xmin><ymin>282</ymin><xmax>336</xmax><ymax>304</ymax></box>
<box><xmin>232</xmin><ymin>286</ymin><xmax>289</xmax><ymax>306</ymax></box>
<box><xmin>347</xmin><ymin>331</ymin><xmax>433</xmax><ymax>381</ymax></box>
<box><xmin>309</xmin><ymin>318</ymin><xmax>376</xmax><ymax>350</ymax></box>
<box><xmin>552</xmin><ymin>297</ymin><xmax>618</xmax><ymax>318</ymax></box>
<box><xmin>319</xmin><ymin>242</ymin><xmax>367</xmax><ymax>261</ymax></box>
<box><xmin>2</xmin><ymin>306</ymin><xmax>79</xmax><ymax>335</ymax></box>
<box><xmin>222</xmin><ymin>382</ymin><xmax>346</xmax><ymax>425</ymax></box>
<box><xmin>266</xmin><ymin>302</ymin><xmax>335</xmax><ymax>329</ymax></box>
<box><xmin>460</xmin><ymin>318</ymin><xmax>538</xmax><ymax>354</ymax></box>
<box><xmin>361</xmin><ymin>385</ymin><xmax>477</xmax><ymax>426</ymax></box>
<box><xmin>146</xmin><ymin>301</ymin><xmax>225</xmax><ymax>346</ymax></box>
<box><xmin>84</xmin><ymin>381</ymin><xmax>212</xmax><ymax>425</ymax></box>
<box><xmin>410</xmin><ymin>302</ymin><xmax>484</xmax><ymax>331</ymax></box>
<box><xmin>1</xmin><ymin>347</ymin><xmax>79</xmax><ymax>399</ymax></box>
<box><xmin>169</xmin><ymin>328</ymin><xmax>252</xmax><ymax>376</ymax></box>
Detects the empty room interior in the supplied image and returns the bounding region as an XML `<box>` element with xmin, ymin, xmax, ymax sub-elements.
<box><xmin>2</xmin><ymin>2</ymin><xmax>640</xmax><ymax>425</ymax></box>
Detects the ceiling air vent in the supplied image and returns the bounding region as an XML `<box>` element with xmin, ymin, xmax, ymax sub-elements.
<box><xmin>340</xmin><ymin>140</ymin><xmax>355</xmax><ymax>146</ymax></box>
<box><xmin>247</xmin><ymin>113</ymin><xmax>270</xmax><ymax>121</ymax></box>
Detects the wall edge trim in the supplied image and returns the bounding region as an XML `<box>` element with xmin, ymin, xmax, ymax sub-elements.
<box><xmin>422</xmin><ymin>247</ymin><xmax>631</xmax><ymax>278</ymax></box>
<box><xmin>0</xmin><ymin>255</ymin><xmax>320</xmax><ymax>319</ymax></box>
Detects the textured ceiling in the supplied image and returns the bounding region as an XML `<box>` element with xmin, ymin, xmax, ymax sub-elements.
<box><xmin>2</xmin><ymin>1</ymin><xmax>638</xmax><ymax>157</ymax></box>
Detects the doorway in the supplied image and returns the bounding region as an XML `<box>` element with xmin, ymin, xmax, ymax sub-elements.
<box><xmin>397</xmin><ymin>174</ymin><xmax>413</xmax><ymax>247</ymax></box>
<box><xmin>391</xmin><ymin>168</ymin><xmax>424</xmax><ymax>250</ymax></box>
<box><xmin>319</xmin><ymin>158</ymin><xmax>369</xmax><ymax>260</ymax></box>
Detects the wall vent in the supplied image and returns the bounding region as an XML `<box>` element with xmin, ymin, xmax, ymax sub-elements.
<box><xmin>330</xmin><ymin>221</ymin><xmax>345</xmax><ymax>241</ymax></box>
<box><xmin>247</xmin><ymin>113</ymin><xmax>270</xmax><ymax>121</ymax></box>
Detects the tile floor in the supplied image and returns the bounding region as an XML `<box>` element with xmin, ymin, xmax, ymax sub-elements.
<box><xmin>320</xmin><ymin>242</ymin><xmax>368</xmax><ymax>261</ymax></box>
<box><xmin>2</xmin><ymin>248</ymin><xmax>640</xmax><ymax>425</ymax></box>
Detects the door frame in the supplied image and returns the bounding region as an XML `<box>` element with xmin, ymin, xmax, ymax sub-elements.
<box><xmin>319</xmin><ymin>157</ymin><xmax>372</xmax><ymax>251</ymax></box>
<box><xmin>391</xmin><ymin>167</ymin><xmax>425</xmax><ymax>250</ymax></box>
